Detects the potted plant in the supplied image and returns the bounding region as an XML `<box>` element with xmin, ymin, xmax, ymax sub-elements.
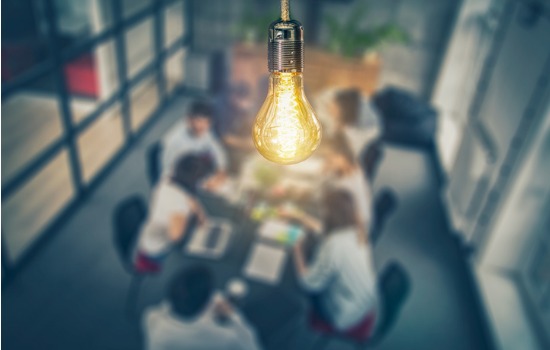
<box><xmin>303</xmin><ymin>3</ymin><xmax>408</xmax><ymax>96</ymax></box>
<box><xmin>324</xmin><ymin>4</ymin><xmax>408</xmax><ymax>60</ymax></box>
<box><xmin>230</xmin><ymin>2</ymin><xmax>408</xmax><ymax>97</ymax></box>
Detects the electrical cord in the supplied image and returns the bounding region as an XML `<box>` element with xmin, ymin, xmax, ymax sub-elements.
<box><xmin>281</xmin><ymin>0</ymin><xmax>290</xmax><ymax>21</ymax></box>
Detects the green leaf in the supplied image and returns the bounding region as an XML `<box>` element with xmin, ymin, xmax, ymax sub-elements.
<box><xmin>322</xmin><ymin>2</ymin><xmax>408</xmax><ymax>57</ymax></box>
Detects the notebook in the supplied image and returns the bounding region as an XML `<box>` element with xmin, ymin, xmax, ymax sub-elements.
<box><xmin>258</xmin><ymin>219</ymin><xmax>304</xmax><ymax>246</ymax></box>
<box><xmin>243</xmin><ymin>243</ymin><xmax>287</xmax><ymax>285</ymax></box>
<box><xmin>185</xmin><ymin>219</ymin><xmax>232</xmax><ymax>259</ymax></box>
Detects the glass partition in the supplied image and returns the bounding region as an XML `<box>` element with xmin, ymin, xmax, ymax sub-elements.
<box><xmin>2</xmin><ymin>150</ymin><xmax>74</xmax><ymax>262</ymax></box>
<box><xmin>1</xmin><ymin>0</ymin><xmax>189</xmax><ymax>275</ymax></box>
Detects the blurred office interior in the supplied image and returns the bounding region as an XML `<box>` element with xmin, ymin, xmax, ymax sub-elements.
<box><xmin>1</xmin><ymin>0</ymin><xmax>549</xmax><ymax>349</ymax></box>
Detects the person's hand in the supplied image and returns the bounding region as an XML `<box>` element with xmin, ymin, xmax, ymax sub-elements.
<box><xmin>277</xmin><ymin>206</ymin><xmax>302</xmax><ymax>221</ymax></box>
<box><xmin>269</xmin><ymin>185</ymin><xmax>287</xmax><ymax>199</ymax></box>
<box><xmin>192</xmin><ymin>201</ymin><xmax>208</xmax><ymax>226</ymax></box>
<box><xmin>203</xmin><ymin>172</ymin><xmax>227</xmax><ymax>191</ymax></box>
<box><xmin>293</xmin><ymin>235</ymin><xmax>305</xmax><ymax>253</ymax></box>
<box><xmin>213</xmin><ymin>298</ymin><xmax>234</xmax><ymax>322</ymax></box>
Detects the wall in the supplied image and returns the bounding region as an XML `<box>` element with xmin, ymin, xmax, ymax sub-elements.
<box><xmin>318</xmin><ymin>0</ymin><xmax>460</xmax><ymax>97</ymax></box>
<box><xmin>190</xmin><ymin>0</ymin><xmax>459</xmax><ymax>97</ymax></box>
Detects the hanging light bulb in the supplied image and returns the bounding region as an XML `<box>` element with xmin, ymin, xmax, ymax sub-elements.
<box><xmin>252</xmin><ymin>0</ymin><xmax>321</xmax><ymax>165</ymax></box>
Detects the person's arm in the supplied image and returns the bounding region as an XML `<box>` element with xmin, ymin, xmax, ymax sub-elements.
<box><xmin>161</xmin><ymin>135</ymin><xmax>177</xmax><ymax>174</ymax></box>
<box><xmin>209</xmin><ymin>132</ymin><xmax>228</xmax><ymax>172</ymax></box>
<box><xmin>279</xmin><ymin>208</ymin><xmax>322</xmax><ymax>234</ymax></box>
<box><xmin>202</xmin><ymin>134</ymin><xmax>228</xmax><ymax>190</ymax></box>
<box><xmin>161</xmin><ymin>124</ymin><xmax>191</xmax><ymax>175</ymax></box>
<box><xmin>293</xmin><ymin>238</ymin><xmax>308</xmax><ymax>278</ymax></box>
<box><xmin>294</xmin><ymin>238</ymin><xmax>334</xmax><ymax>292</ymax></box>
<box><xmin>168</xmin><ymin>213</ymin><xmax>187</xmax><ymax>241</ymax></box>
<box><xmin>190</xmin><ymin>199</ymin><xmax>207</xmax><ymax>225</ymax></box>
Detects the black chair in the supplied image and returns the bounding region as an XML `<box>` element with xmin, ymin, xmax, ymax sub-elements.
<box><xmin>370</xmin><ymin>188</ymin><xmax>398</xmax><ymax>245</ymax></box>
<box><xmin>112</xmin><ymin>195</ymin><xmax>148</xmax><ymax>316</ymax></box>
<box><xmin>372</xmin><ymin>87</ymin><xmax>437</xmax><ymax>149</ymax></box>
<box><xmin>367</xmin><ymin>262</ymin><xmax>411</xmax><ymax>345</ymax></box>
<box><xmin>311</xmin><ymin>261</ymin><xmax>411</xmax><ymax>349</ymax></box>
<box><xmin>147</xmin><ymin>142</ymin><xmax>162</xmax><ymax>187</ymax></box>
<box><xmin>361</xmin><ymin>140</ymin><xmax>384</xmax><ymax>182</ymax></box>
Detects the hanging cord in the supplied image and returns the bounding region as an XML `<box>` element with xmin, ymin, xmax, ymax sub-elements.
<box><xmin>281</xmin><ymin>0</ymin><xmax>290</xmax><ymax>21</ymax></box>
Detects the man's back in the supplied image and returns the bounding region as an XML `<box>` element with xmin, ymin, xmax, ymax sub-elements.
<box><xmin>143</xmin><ymin>302</ymin><xmax>260</xmax><ymax>350</ymax></box>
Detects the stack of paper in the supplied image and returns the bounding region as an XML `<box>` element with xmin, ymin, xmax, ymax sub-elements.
<box><xmin>258</xmin><ymin>219</ymin><xmax>304</xmax><ymax>246</ymax></box>
<box><xmin>243</xmin><ymin>243</ymin><xmax>287</xmax><ymax>285</ymax></box>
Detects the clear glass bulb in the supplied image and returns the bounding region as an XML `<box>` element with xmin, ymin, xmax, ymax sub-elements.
<box><xmin>253</xmin><ymin>72</ymin><xmax>321</xmax><ymax>164</ymax></box>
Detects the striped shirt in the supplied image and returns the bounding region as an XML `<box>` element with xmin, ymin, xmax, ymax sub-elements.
<box><xmin>300</xmin><ymin>227</ymin><xmax>378</xmax><ymax>330</ymax></box>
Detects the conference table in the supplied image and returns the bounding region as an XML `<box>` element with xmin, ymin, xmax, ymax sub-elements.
<box><xmin>173</xmin><ymin>155</ymin><xmax>327</xmax><ymax>348</ymax></box>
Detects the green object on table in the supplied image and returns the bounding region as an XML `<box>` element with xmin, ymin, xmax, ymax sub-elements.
<box><xmin>254</xmin><ymin>163</ymin><xmax>280</xmax><ymax>188</ymax></box>
<box><xmin>250</xmin><ymin>202</ymin><xmax>277</xmax><ymax>221</ymax></box>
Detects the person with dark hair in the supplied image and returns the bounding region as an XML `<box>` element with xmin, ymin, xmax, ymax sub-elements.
<box><xmin>216</xmin><ymin>83</ymin><xmax>255</xmax><ymax>147</ymax></box>
<box><xmin>321</xmin><ymin>133</ymin><xmax>373</xmax><ymax>231</ymax></box>
<box><xmin>325</xmin><ymin>88</ymin><xmax>382</xmax><ymax>159</ymax></box>
<box><xmin>143</xmin><ymin>265</ymin><xmax>260</xmax><ymax>350</ymax></box>
<box><xmin>162</xmin><ymin>99</ymin><xmax>228</xmax><ymax>190</ymax></box>
<box><xmin>280</xmin><ymin>188</ymin><xmax>378</xmax><ymax>334</ymax></box>
<box><xmin>214</xmin><ymin>82</ymin><xmax>257</xmax><ymax>173</ymax></box>
<box><xmin>135</xmin><ymin>154</ymin><xmax>214</xmax><ymax>271</ymax></box>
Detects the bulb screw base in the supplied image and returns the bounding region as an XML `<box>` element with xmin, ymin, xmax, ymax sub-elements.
<box><xmin>268</xmin><ymin>19</ymin><xmax>304</xmax><ymax>72</ymax></box>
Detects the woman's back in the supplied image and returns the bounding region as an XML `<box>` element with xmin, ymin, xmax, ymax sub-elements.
<box><xmin>301</xmin><ymin>228</ymin><xmax>378</xmax><ymax>331</ymax></box>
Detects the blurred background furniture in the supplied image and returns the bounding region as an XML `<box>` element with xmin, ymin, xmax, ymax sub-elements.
<box><xmin>112</xmin><ymin>195</ymin><xmax>149</xmax><ymax>317</ymax></box>
<box><xmin>231</xmin><ymin>44</ymin><xmax>381</xmax><ymax>100</ymax></box>
<box><xmin>147</xmin><ymin>142</ymin><xmax>163</xmax><ymax>187</ymax></box>
<box><xmin>361</xmin><ymin>139</ymin><xmax>384</xmax><ymax>182</ymax></box>
<box><xmin>372</xmin><ymin>87</ymin><xmax>437</xmax><ymax>149</ymax></box>
<box><xmin>371</xmin><ymin>188</ymin><xmax>399</xmax><ymax>245</ymax></box>
<box><xmin>309</xmin><ymin>261</ymin><xmax>411</xmax><ymax>349</ymax></box>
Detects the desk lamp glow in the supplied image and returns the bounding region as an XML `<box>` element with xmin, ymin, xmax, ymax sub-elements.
<box><xmin>252</xmin><ymin>0</ymin><xmax>321</xmax><ymax>165</ymax></box>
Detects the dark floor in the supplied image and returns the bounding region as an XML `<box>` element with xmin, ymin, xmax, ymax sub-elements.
<box><xmin>2</xmin><ymin>96</ymin><xmax>492</xmax><ymax>350</ymax></box>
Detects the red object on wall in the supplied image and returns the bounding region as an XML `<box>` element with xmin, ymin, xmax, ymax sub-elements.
<box><xmin>64</xmin><ymin>54</ymin><xmax>99</xmax><ymax>98</ymax></box>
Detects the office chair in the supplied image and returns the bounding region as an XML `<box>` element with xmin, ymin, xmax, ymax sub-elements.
<box><xmin>370</xmin><ymin>188</ymin><xmax>398</xmax><ymax>245</ymax></box>
<box><xmin>309</xmin><ymin>261</ymin><xmax>411</xmax><ymax>350</ymax></box>
<box><xmin>361</xmin><ymin>140</ymin><xmax>384</xmax><ymax>183</ymax></box>
<box><xmin>372</xmin><ymin>86</ymin><xmax>437</xmax><ymax>149</ymax></box>
<box><xmin>112</xmin><ymin>195</ymin><xmax>149</xmax><ymax>317</ymax></box>
<box><xmin>147</xmin><ymin>141</ymin><xmax>162</xmax><ymax>187</ymax></box>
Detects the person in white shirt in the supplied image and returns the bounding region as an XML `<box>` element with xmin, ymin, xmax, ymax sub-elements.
<box><xmin>281</xmin><ymin>189</ymin><xmax>378</xmax><ymax>334</ymax></box>
<box><xmin>316</xmin><ymin>88</ymin><xmax>382</xmax><ymax>160</ymax></box>
<box><xmin>135</xmin><ymin>154</ymin><xmax>213</xmax><ymax>271</ymax></box>
<box><xmin>321</xmin><ymin>134</ymin><xmax>373</xmax><ymax>232</ymax></box>
<box><xmin>143</xmin><ymin>265</ymin><xmax>261</xmax><ymax>350</ymax></box>
<box><xmin>162</xmin><ymin>100</ymin><xmax>228</xmax><ymax>190</ymax></box>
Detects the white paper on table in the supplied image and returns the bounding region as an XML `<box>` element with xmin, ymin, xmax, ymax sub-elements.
<box><xmin>257</xmin><ymin>219</ymin><xmax>304</xmax><ymax>246</ymax></box>
<box><xmin>243</xmin><ymin>242</ymin><xmax>287</xmax><ymax>285</ymax></box>
<box><xmin>185</xmin><ymin>219</ymin><xmax>232</xmax><ymax>259</ymax></box>
<box><xmin>258</xmin><ymin>219</ymin><xmax>291</xmax><ymax>241</ymax></box>
<box><xmin>285</xmin><ymin>157</ymin><xmax>324</xmax><ymax>176</ymax></box>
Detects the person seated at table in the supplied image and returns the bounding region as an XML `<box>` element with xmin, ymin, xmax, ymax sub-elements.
<box><xmin>284</xmin><ymin>188</ymin><xmax>378</xmax><ymax>335</ymax></box>
<box><xmin>143</xmin><ymin>265</ymin><xmax>261</xmax><ymax>350</ymax></box>
<box><xmin>216</xmin><ymin>82</ymin><xmax>256</xmax><ymax>151</ymax></box>
<box><xmin>162</xmin><ymin>99</ymin><xmax>227</xmax><ymax>190</ymax></box>
<box><xmin>321</xmin><ymin>133</ymin><xmax>372</xmax><ymax>232</ymax></box>
<box><xmin>325</xmin><ymin>88</ymin><xmax>382</xmax><ymax>159</ymax></box>
<box><xmin>215</xmin><ymin>82</ymin><xmax>257</xmax><ymax>174</ymax></box>
<box><xmin>135</xmin><ymin>154</ymin><xmax>214</xmax><ymax>272</ymax></box>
